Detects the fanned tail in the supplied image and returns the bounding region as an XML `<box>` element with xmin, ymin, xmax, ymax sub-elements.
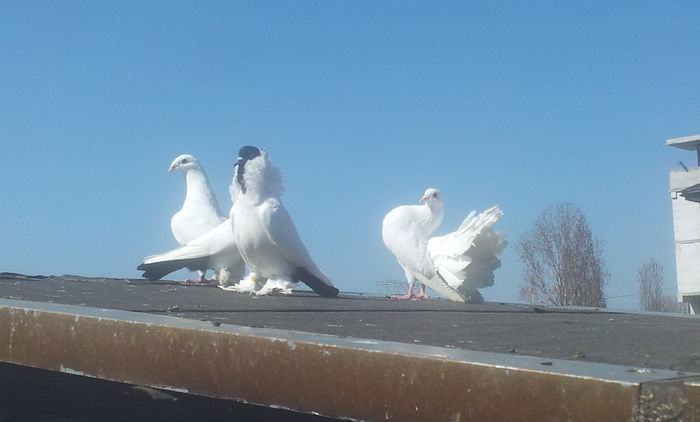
<box><xmin>428</xmin><ymin>205</ymin><xmax>506</xmax><ymax>293</ymax></box>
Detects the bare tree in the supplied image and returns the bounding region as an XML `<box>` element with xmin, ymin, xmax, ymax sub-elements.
<box><xmin>638</xmin><ymin>259</ymin><xmax>665</xmax><ymax>312</ymax></box>
<box><xmin>638</xmin><ymin>259</ymin><xmax>685</xmax><ymax>313</ymax></box>
<box><xmin>517</xmin><ymin>203</ymin><xmax>607</xmax><ymax>307</ymax></box>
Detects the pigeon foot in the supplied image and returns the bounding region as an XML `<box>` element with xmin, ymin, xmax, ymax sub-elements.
<box><xmin>391</xmin><ymin>293</ymin><xmax>416</xmax><ymax>300</ymax></box>
<box><xmin>185</xmin><ymin>278</ymin><xmax>216</xmax><ymax>285</ymax></box>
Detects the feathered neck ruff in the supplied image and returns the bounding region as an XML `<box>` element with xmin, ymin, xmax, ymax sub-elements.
<box><xmin>231</xmin><ymin>149</ymin><xmax>284</xmax><ymax>203</ymax></box>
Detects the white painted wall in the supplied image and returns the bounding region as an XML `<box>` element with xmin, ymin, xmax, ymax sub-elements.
<box><xmin>669</xmin><ymin>167</ymin><xmax>700</xmax><ymax>313</ymax></box>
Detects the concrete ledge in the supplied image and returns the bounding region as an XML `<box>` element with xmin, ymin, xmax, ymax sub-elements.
<box><xmin>0</xmin><ymin>298</ymin><xmax>698</xmax><ymax>421</ymax></box>
<box><xmin>667</xmin><ymin>134</ymin><xmax>700</xmax><ymax>150</ymax></box>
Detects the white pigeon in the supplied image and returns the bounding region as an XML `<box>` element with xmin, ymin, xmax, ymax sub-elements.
<box><xmin>227</xmin><ymin>146</ymin><xmax>339</xmax><ymax>297</ymax></box>
<box><xmin>138</xmin><ymin>154</ymin><xmax>232</xmax><ymax>284</ymax></box>
<box><xmin>138</xmin><ymin>218</ymin><xmax>245</xmax><ymax>286</ymax></box>
<box><xmin>382</xmin><ymin>188</ymin><xmax>506</xmax><ymax>303</ymax></box>
<box><xmin>168</xmin><ymin>154</ymin><xmax>226</xmax><ymax>246</ymax></box>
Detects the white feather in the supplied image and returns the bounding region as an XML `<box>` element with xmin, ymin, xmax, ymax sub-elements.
<box><xmin>382</xmin><ymin>189</ymin><xmax>506</xmax><ymax>302</ymax></box>
<box><xmin>428</xmin><ymin>205</ymin><xmax>505</xmax><ymax>291</ymax></box>
<box><xmin>141</xmin><ymin>219</ymin><xmax>246</xmax><ymax>284</ymax></box>
<box><xmin>229</xmin><ymin>147</ymin><xmax>338</xmax><ymax>297</ymax></box>
<box><xmin>169</xmin><ymin>154</ymin><xmax>225</xmax><ymax>246</ymax></box>
<box><xmin>140</xmin><ymin>154</ymin><xmax>243</xmax><ymax>283</ymax></box>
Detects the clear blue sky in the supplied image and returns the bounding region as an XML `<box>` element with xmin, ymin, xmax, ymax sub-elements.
<box><xmin>2</xmin><ymin>1</ymin><xmax>699</xmax><ymax>309</ymax></box>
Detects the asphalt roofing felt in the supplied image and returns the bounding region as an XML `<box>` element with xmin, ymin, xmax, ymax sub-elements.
<box><xmin>1</xmin><ymin>272</ymin><xmax>699</xmax><ymax>373</ymax></box>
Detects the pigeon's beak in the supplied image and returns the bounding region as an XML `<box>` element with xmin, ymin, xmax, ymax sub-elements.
<box><xmin>420</xmin><ymin>193</ymin><xmax>430</xmax><ymax>203</ymax></box>
<box><xmin>168</xmin><ymin>165</ymin><xmax>176</xmax><ymax>173</ymax></box>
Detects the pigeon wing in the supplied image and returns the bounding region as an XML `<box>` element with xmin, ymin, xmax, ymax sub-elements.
<box><xmin>258</xmin><ymin>198</ymin><xmax>338</xmax><ymax>297</ymax></box>
<box><xmin>381</xmin><ymin>205</ymin><xmax>433</xmax><ymax>276</ymax></box>
<box><xmin>414</xmin><ymin>272</ymin><xmax>466</xmax><ymax>303</ymax></box>
<box><xmin>137</xmin><ymin>245</ymin><xmax>210</xmax><ymax>280</ymax></box>
<box><xmin>138</xmin><ymin>219</ymin><xmax>242</xmax><ymax>281</ymax></box>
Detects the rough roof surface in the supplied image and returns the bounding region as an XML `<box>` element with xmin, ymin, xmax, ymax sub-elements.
<box><xmin>1</xmin><ymin>273</ymin><xmax>698</xmax><ymax>373</ymax></box>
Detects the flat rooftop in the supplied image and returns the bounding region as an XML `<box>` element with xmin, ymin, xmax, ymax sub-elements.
<box><xmin>1</xmin><ymin>273</ymin><xmax>698</xmax><ymax>372</ymax></box>
<box><xmin>1</xmin><ymin>273</ymin><xmax>699</xmax><ymax>421</ymax></box>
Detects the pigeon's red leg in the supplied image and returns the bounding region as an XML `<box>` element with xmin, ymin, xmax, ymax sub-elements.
<box><xmin>392</xmin><ymin>282</ymin><xmax>416</xmax><ymax>300</ymax></box>
<box><xmin>186</xmin><ymin>271</ymin><xmax>215</xmax><ymax>285</ymax></box>
<box><xmin>415</xmin><ymin>283</ymin><xmax>429</xmax><ymax>299</ymax></box>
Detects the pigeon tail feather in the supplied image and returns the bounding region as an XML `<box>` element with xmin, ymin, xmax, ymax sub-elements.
<box><xmin>293</xmin><ymin>267</ymin><xmax>339</xmax><ymax>297</ymax></box>
<box><xmin>137</xmin><ymin>257</ymin><xmax>209</xmax><ymax>281</ymax></box>
<box><xmin>428</xmin><ymin>205</ymin><xmax>506</xmax><ymax>290</ymax></box>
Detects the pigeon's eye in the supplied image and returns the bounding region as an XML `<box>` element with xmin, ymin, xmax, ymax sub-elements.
<box><xmin>182</xmin><ymin>159</ymin><xmax>189</xmax><ymax>164</ymax></box>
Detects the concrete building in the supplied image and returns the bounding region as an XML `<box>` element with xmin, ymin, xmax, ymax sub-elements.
<box><xmin>668</xmin><ymin>134</ymin><xmax>700</xmax><ymax>314</ymax></box>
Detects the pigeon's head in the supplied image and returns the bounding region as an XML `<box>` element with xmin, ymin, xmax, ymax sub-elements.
<box><xmin>168</xmin><ymin>154</ymin><xmax>200</xmax><ymax>173</ymax></box>
<box><xmin>234</xmin><ymin>146</ymin><xmax>262</xmax><ymax>193</ymax></box>
<box><xmin>236</xmin><ymin>146</ymin><xmax>261</xmax><ymax>164</ymax></box>
<box><xmin>420</xmin><ymin>188</ymin><xmax>442</xmax><ymax>206</ymax></box>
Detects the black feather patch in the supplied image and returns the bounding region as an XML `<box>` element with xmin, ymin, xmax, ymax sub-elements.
<box><xmin>137</xmin><ymin>257</ymin><xmax>209</xmax><ymax>281</ymax></box>
<box><xmin>235</xmin><ymin>146</ymin><xmax>261</xmax><ymax>194</ymax></box>
<box><xmin>292</xmin><ymin>267</ymin><xmax>339</xmax><ymax>298</ymax></box>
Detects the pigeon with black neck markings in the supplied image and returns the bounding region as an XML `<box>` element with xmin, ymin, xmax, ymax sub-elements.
<box><xmin>382</xmin><ymin>188</ymin><xmax>506</xmax><ymax>302</ymax></box>
<box><xmin>227</xmin><ymin>146</ymin><xmax>339</xmax><ymax>297</ymax></box>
